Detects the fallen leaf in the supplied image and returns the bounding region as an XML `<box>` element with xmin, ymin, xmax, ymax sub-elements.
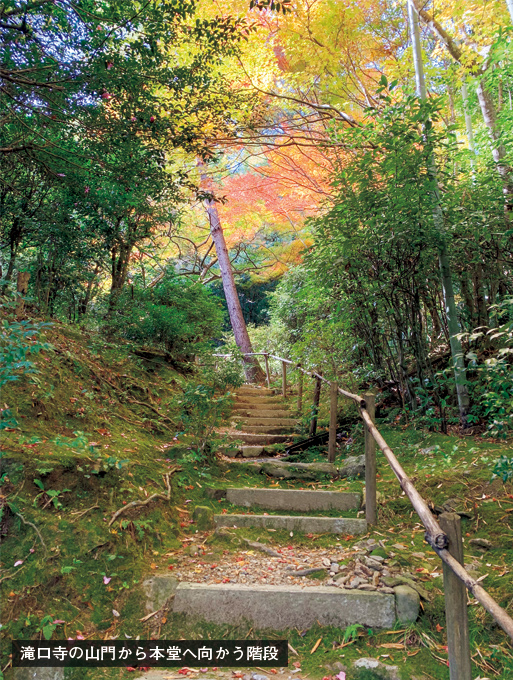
<box><xmin>436</xmin><ymin>623</ymin><xmax>443</xmax><ymax>632</ymax></box>
<box><xmin>310</xmin><ymin>637</ymin><xmax>322</xmax><ymax>654</ymax></box>
<box><xmin>379</xmin><ymin>643</ymin><xmax>405</xmax><ymax>649</ymax></box>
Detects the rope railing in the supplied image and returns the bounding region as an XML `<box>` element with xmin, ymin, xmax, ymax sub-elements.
<box><xmin>215</xmin><ymin>349</ymin><xmax>513</xmax><ymax>657</ymax></box>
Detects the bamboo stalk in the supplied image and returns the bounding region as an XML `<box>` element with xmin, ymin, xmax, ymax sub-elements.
<box><xmin>435</xmin><ymin>546</ymin><xmax>513</xmax><ymax>640</ymax></box>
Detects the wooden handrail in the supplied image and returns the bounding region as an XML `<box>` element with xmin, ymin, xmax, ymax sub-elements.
<box><xmin>215</xmin><ymin>349</ymin><xmax>513</xmax><ymax>642</ymax></box>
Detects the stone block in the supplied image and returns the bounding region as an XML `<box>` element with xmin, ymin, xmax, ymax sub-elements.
<box><xmin>394</xmin><ymin>584</ymin><xmax>420</xmax><ymax>624</ymax></box>
<box><xmin>173</xmin><ymin>583</ymin><xmax>396</xmax><ymax>629</ymax></box>
<box><xmin>225</xmin><ymin>488</ymin><xmax>361</xmax><ymax>513</ymax></box>
<box><xmin>142</xmin><ymin>575</ymin><xmax>178</xmax><ymax>613</ymax></box>
<box><xmin>214</xmin><ymin>514</ymin><xmax>367</xmax><ymax>535</ymax></box>
<box><xmin>192</xmin><ymin>506</ymin><xmax>215</xmax><ymax>530</ymax></box>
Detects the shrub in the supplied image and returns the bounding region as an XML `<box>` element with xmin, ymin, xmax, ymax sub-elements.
<box><xmin>106</xmin><ymin>276</ymin><xmax>224</xmax><ymax>359</ymax></box>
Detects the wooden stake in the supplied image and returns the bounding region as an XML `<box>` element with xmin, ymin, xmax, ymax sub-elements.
<box><xmin>264</xmin><ymin>354</ymin><xmax>271</xmax><ymax>389</ymax></box>
<box><xmin>282</xmin><ymin>360</ymin><xmax>287</xmax><ymax>397</ymax></box>
<box><xmin>309</xmin><ymin>375</ymin><xmax>322</xmax><ymax>437</ymax></box>
<box><xmin>328</xmin><ymin>382</ymin><xmax>338</xmax><ymax>463</ymax></box>
<box><xmin>297</xmin><ymin>364</ymin><xmax>303</xmax><ymax>413</ymax></box>
<box><xmin>364</xmin><ymin>393</ymin><xmax>377</xmax><ymax>525</ymax></box>
<box><xmin>439</xmin><ymin>512</ymin><xmax>472</xmax><ymax>680</ymax></box>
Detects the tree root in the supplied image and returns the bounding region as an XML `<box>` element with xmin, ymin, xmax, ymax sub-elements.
<box><xmin>15</xmin><ymin>511</ymin><xmax>48</xmax><ymax>555</ymax></box>
<box><xmin>71</xmin><ymin>504</ymin><xmax>100</xmax><ymax>520</ymax></box>
<box><xmin>0</xmin><ymin>565</ymin><xmax>25</xmax><ymax>584</ymax></box>
<box><xmin>108</xmin><ymin>470</ymin><xmax>179</xmax><ymax>526</ymax></box>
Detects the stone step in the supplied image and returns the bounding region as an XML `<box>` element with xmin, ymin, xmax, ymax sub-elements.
<box><xmin>233</xmin><ymin>408</ymin><xmax>292</xmax><ymax>418</ymax></box>
<box><xmin>225</xmin><ymin>488</ymin><xmax>361</xmax><ymax>512</ymax></box>
<box><xmin>236</xmin><ymin>386</ymin><xmax>275</xmax><ymax>396</ymax></box>
<box><xmin>235</xmin><ymin>395</ymin><xmax>285</xmax><ymax>405</ymax></box>
<box><xmin>173</xmin><ymin>583</ymin><xmax>418</xmax><ymax>630</ymax></box>
<box><xmin>226</xmin><ymin>433</ymin><xmax>292</xmax><ymax>445</ymax></box>
<box><xmin>241</xmin><ymin>446</ymin><xmax>266</xmax><ymax>457</ymax></box>
<box><xmin>214</xmin><ymin>514</ymin><xmax>367</xmax><ymax>534</ymax></box>
<box><xmin>242</xmin><ymin>425</ymin><xmax>295</xmax><ymax>435</ymax></box>
<box><xmin>253</xmin><ymin>457</ymin><xmax>364</xmax><ymax>480</ymax></box>
<box><xmin>234</xmin><ymin>401</ymin><xmax>290</xmax><ymax>411</ymax></box>
<box><xmin>233</xmin><ymin>416</ymin><xmax>297</xmax><ymax>427</ymax></box>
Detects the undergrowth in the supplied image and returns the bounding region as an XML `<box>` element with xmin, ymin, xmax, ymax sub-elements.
<box><xmin>1</xmin><ymin>322</ymin><xmax>512</xmax><ymax>680</ymax></box>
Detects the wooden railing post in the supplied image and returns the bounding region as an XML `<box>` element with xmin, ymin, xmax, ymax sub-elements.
<box><xmin>282</xmin><ymin>360</ymin><xmax>287</xmax><ymax>397</ymax></box>
<box><xmin>309</xmin><ymin>374</ymin><xmax>322</xmax><ymax>437</ymax></box>
<box><xmin>439</xmin><ymin>513</ymin><xmax>472</xmax><ymax>680</ymax></box>
<box><xmin>297</xmin><ymin>364</ymin><xmax>303</xmax><ymax>412</ymax></box>
<box><xmin>364</xmin><ymin>392</ymin><xmax>377</xmax><ymax>525</ymax></box>
<box><xmin>328</xmin><ymin>382</ymin><xmax>338</xmax><ymax>463</ymax></box>
<box><xmin>264</xmin><ymin>353</ymin><xmax>271</xmax><ymax>389</ymax></box>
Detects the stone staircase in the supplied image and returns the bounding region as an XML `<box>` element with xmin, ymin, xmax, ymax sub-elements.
<box><xmin>144</xmin><ymin>384</ymin><xmax>420</xmax><ymax>633</ymax></box>
<box><xmin>226</xmin><ymin>385</ymin><xmax>298</xmax><ymax>457</ymax></box>
<box><xmin>213</xmin><ymin>486</ymin><xmax>367</xmax><ymax>536</ymax></box>
<box><xmin>150</xmin><ymin>486</ymin><xmax>420</xmax><ymax>632</ymax></box>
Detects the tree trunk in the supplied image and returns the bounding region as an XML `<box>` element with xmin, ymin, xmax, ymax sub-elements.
<box><xmin>200</xmin><ymin>173</ymin><xmax>265</xmax><ymax>383</ymax></box>
<box><xmin>461</xmin><ymin>82</ymin><xmax>477</xmax><ymax>171</ymax></box>
<box><xmin>408</xmin><ymin>0</ymin><xmax>470</xmax><ymax>427</ymax></box>
<box><xmin>79</xmin><ymin>264</ymin><xmax>101</xmax><ymax>318</ymax></box>
<box><xmin>16</xmin><ymin>271</ymin><xmax>30</xmax><ymax>318</ymax></box>
<box><xmin>475</xmin><ymin>81</ymin><xmax>513</xmax><ymax>213</ymax></box>
<box><xmin>410</xmin><ymin>0</ymin><xmax>513</xmax><ymax>213</ymax></box>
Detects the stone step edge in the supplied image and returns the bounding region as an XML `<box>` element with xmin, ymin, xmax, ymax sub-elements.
<box><xmin>214</xmin><ymin>514</ymin><xmax>367</xmax><ymax>535</ymax></box>
<box><xmin>220</xmin><ymin>488</ymin><xmax>362</xmax><ymax>511</ymax></box>
<box><xmin>172</xmin><ymin>582</ymin><xmax>420</xmax><ymax>630</ymax></box>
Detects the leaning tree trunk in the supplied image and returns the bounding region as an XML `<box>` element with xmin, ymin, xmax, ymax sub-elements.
<box><xmin>201</xmin><ymin>174</ymin><xmax>265</xmax><ymax>383</ymax></box>
<box><xmin>408</xmin><ymin>0</ymin><xmax>470</xmax><ymax>427</ymax></box>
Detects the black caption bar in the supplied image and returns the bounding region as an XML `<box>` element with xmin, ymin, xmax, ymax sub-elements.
<box><xmin>12</xmin><ymin>640</ymin><xmax>288</xmax><ymax>668</ymax></box>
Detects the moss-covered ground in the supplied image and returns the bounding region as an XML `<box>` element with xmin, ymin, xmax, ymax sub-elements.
<box><xmin>1</xmin><ymin>325</ymin><xmax>512</xmax><ymax>680</ymax></box>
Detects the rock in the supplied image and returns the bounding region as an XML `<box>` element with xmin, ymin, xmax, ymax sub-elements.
<box><xmin>358</xmin><ymin>584</ymin><xmax>377</xmax><ymax>591</ymax></box>
<box><xmin>193</xmin><ymin>506</ymin><xmax>215</xmax><ymax>530</ymax></box>
<box><xmin>369</xmin><ymin>551</ymin><xmax>386</xmax><ymax>561</ymax></box>
<box><xmin>380</xmin><ymin>586</ymin><xmax>394</xmax><ymax>594</ymax></box>
<box><xmin>348</xmin><ymin>576</ymin><xmax>363</xmax><ymax>588</ymax></box>
<box><xmin>206</xmin><ymin>489</ymin><xmax>227</xmax><ymax>500</ymax></box>
<box><xmin>338</xmin><ymin>455</ymin><xmax>365</xmax><ymax>478</ymax></box>
<box><xmin>189</xmin><ymin>545</ymin><xmax>199</xmax><ymax>556</ymax></box>
<box><xmin>330</xmin><ymin>563</ymin><xmax>339</xmax><ymax>574</ymax></box>
<box><xmin>251</xmin><ymin>674</ymin><xmax>269</xmax><ymax>680</ymax></box>
<box><xmin>365</xmin><ymin>558</ymin><xmax>383</xmax><ymax>572</ymax></box>
<box><xmin>223</xmin><ymin>448</ymin><xmax>240</xmax><ymax>458</ymax></box>
<box><xmin>353</xmin><ymin>658</ymin><xmax>400</xmax><ymax>680</ymax></box>
<box><xmin>329</xmin><ymin>662</ymin><xmax>348</xmax><ymax>673</ymax></box>
<box><xmin>469</xmin><ymin>538</ymin><xmax>493</xmax><ymax>550</ymax></box>
<box><xmin>382</xmin><ymin>576</ymin><xmax>430</xmax><ymax>601</ymax></box>
<box><xmin>142</xmin><ymin>575</ymin><xmax>178</xmax><ymax>613</ymax></box>
<box><xmin>394</xmin><ymin>585</ymin><xmax>420</xmax><ymax>624</ymax></box>
<box><xmin>10</xmin><ymin>670</ymin><xmax>64</xmax><ymax>680</ymax></box>
<box><xmin>372</xmin><ymin>571</ymin><xmax>380</xmax><ymax>587</ymax></box>
<box><xmin>334</xmin><ymin>573</ymin><xmax>350</xmax><ymax>584</ymax></box>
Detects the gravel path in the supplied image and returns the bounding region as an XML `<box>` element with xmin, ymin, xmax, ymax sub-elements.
<box><xmin>167</xmin><ymin>537</ymin><xmax>432</xmax><ymax>595</ymax></box>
